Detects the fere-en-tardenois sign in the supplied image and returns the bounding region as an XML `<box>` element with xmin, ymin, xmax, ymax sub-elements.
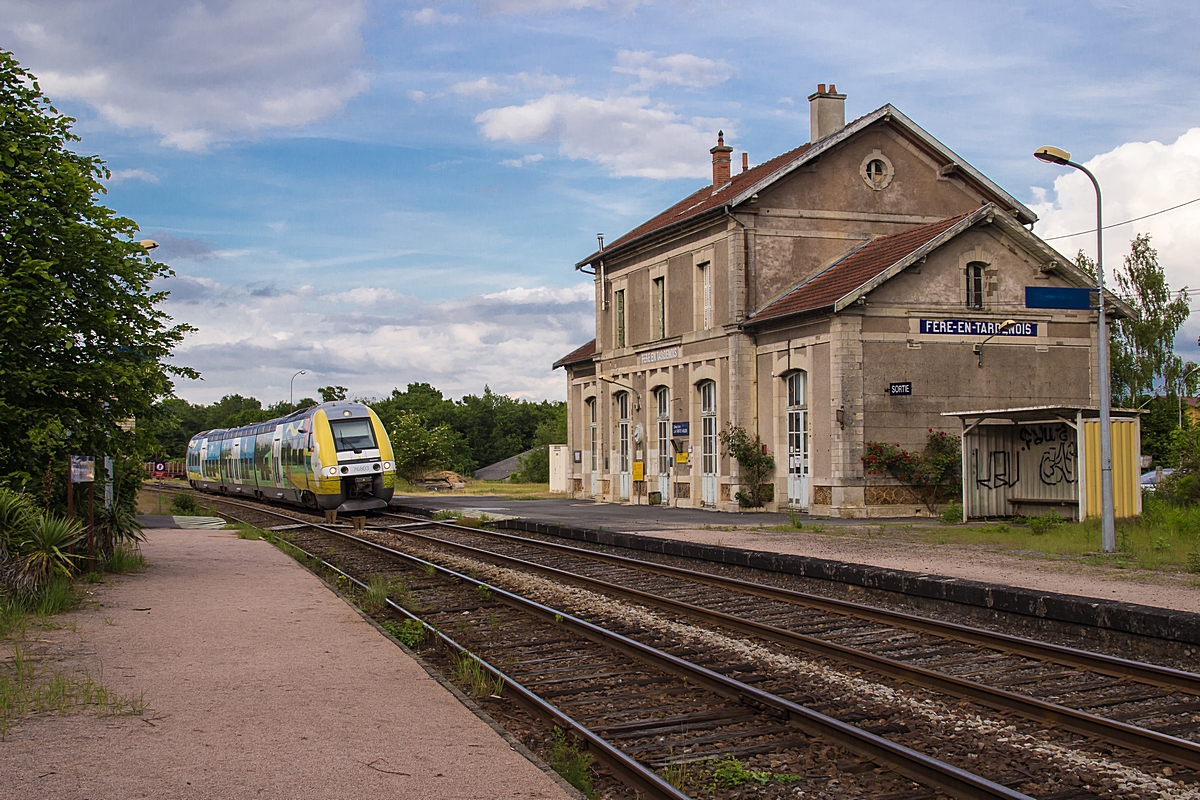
<box><xmin>919</xmin><ymin>319</ymin><xmax>1037</xmax><ymax>336</ymax></box>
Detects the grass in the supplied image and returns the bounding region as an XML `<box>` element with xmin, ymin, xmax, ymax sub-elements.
<box><xmin>105</xmin><ymin>544</ymin><xmax>146</xmax><ymax>574</ymax></box>
<box><xmin>382</xmin><ymin>618</ymin><xmax>427</xmax><ymax>648</ymax></box>
<box><xmin>0</xmin><ymin>643</ymin><xmax>145</xmax><ymax>740</ymax></box>
<box><xmin>452</xmin><ymin>651</ymin><xmax>504</xmax><ymax>698</ymax></box>
<box><xmin>546</xmin><ymin>726</ymin><xmax>595</xmax><ymax>798</ymax></box>
<box><xmin>659</xmin><ymin>754</ymin><xmax>801</xmax><ymax>793</ymax></box>
<box><xmin>397</xmin><ymin>480</ymin><xmax>557</xmax><ymax>500</ymax></box>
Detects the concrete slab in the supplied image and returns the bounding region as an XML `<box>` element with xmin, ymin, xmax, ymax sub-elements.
<box><xmin>1</xmin><ymin>529</ymin><xmax>573</xmax><ymax>800</ymax></box>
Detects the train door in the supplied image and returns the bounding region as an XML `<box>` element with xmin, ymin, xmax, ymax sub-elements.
<box><xmin>700</xmin><ymin>381</ymin><xmax>717</xmax><ymax>506</ymax></box>
<box><xmin>655</xmin><ymin>387</ymin><xmax>670</xmax><ymax>500</ymax></box>
<box><xmin>787</xmin><ymin>372</ymin><xmax>809</xmax><ymax>509</ymax></box>
<box><xmin>587</xmin><ymin>398</ymin><xmax>598</xmax><ymax>498</ymax></box>
<box><xmin>271</xmin><ymin>427</ymin><xmax>283</xmax><ymax>490</ymax></box>
<box><xmin>199</xmin><ymin>439</ymin><xmax>209</xmax><ymax>483</ymax></box>
<box><xmin>231</xmin><ymin>439</ymin><xmax>242</xmax><ymax>487</ymax></box>
<box><xmin>617</xmin><ymin>392</ymin><xmax>631</xmax><ymax>501</ymax></box>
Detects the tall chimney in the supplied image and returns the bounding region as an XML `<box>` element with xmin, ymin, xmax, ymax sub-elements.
<box><xmin>710</xmin><ymin>130</ymin><xmax>732</xmax><ymax>187</ymax></box>
<box><xmin>808</xmin><ymin>83</ymin><xmax>846</xmax><ymax>143</ymax></box>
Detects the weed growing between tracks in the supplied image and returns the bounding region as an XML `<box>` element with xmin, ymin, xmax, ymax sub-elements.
<box><xmin>659</xmin><ymin>753</ymin><xmax>802</xmax><ymax>793</ymax></box>
<box><xmin>381</xmin><ymin>619</ymin><xmax>426</xmax><ymax>648</ymax></box>
<box><xmin>546</xmin><ymin>726</ymin><xmax>595</xmax><ymax>798</ymax></box>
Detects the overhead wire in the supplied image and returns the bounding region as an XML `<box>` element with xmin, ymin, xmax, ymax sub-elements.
<box><xmin>1042</xmin><ymin>196</ymin><xmax>1200</xmax><ymax>241</ymax></box>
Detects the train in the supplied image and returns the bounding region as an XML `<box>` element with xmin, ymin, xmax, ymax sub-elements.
<box><xmin>185</xmin><ymin>401</ymin><xmax>396</xmax><ymax>513</ymax></box>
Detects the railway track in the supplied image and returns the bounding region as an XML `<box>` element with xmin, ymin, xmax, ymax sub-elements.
<box><xmin>163</xmin><ymin>489</ymin><xmax>1199</xmax><ymax>797</ymax></box>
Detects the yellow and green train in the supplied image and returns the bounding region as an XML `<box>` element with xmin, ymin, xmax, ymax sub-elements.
<box><xmin>185</xmin><ymin>401</ymin><xmax>395</xmax><ymax>513</ymax></box>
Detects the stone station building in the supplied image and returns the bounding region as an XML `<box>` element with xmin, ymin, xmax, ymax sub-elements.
<box><xmin>554</xmin><ymin>85</ymin><xmax>1127</xmax><ymax>517</ymax></box>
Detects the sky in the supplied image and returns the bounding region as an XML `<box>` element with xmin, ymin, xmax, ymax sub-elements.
<box><xmin>3</xmin><ymin>0</ymin><xmax>1199</xmax><ymax>405</ymax></box>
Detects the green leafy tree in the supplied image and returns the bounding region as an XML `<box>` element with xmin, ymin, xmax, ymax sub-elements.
<box><xmin>389</xmin><ymin>411</ymin><xmax>459</xmax><ymax>482</ymax></box>
<box><xmin>1079</xmin><ymin>236</ymin><xmax>1190</xmax><ymax>405</ymax></box>
<box><xmin>718</xmin><ymin>424</ymin><xmax>776</xmax><ymax>508</ymax></box>
<box><xmin>513</xmin><ymin>404</ymin><xmax>568</xmax><ymax>483</ymax></box>
<box><xmin>319</xmin><ymin>385</ymin><xmax>347</xmax><ymax>402</ymax></box>
<box><xmin>0</xmin><ymin>51</ymin><xmax>195</xmax><ymax>500</ymax></box>
<box><xmin>862</xmin><ymin>429</ymin><xmax>962</xmax><ymax>511</ymax></box>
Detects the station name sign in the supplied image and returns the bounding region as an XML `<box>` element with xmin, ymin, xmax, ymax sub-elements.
<box><xmin>639</xmin><ymin>346</ymin><xmax>679</xmax><ymax>365</ymax></box>
<box><xmin>919</xmin><ymin>319</ymin><xmax>1037</xmax><ymax>337</ymax></box>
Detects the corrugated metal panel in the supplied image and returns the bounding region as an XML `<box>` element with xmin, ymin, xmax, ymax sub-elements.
<box><xmin>965</xmin><ymin>422</ymin><xmax>1078</xmax><ymax>517</ymax></box>
<box><xmin>1083</xmin><ymin>419</ymin><xmax>1141</xmax><ymax>519</ymax></box>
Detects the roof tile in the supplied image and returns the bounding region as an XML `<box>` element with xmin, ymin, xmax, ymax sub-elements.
<box><xmin>552</xmin><ymin>338</ymin><xmax>596</xmax><ymax>369</ymax></box>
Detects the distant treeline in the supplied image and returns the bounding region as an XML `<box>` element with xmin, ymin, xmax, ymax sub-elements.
<box><xmin>152</xmin><ymin>382</ymin><xmax>566</xmax><ymax>477</ymax></box>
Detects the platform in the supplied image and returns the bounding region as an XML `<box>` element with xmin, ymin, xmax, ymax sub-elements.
<box><xmin>1</xmin><ymin>528</ymin><xmax>573</xmax><ymax>800</ymax></box>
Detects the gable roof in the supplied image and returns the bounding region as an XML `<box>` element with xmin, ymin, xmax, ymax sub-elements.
<box><xmin>744</xmin><ymin>204</ymin><xmax>1134</xmax><ymax>329</ymax></box>
<box><xmin>552</xmin><ymin>338</ymin><xmax>596</xmax><ymax>370</ymax></box>
<box><xmin>575</xmin><ymin>104</ymin><xmax>1037</xmax><ymax>270</ymax></box>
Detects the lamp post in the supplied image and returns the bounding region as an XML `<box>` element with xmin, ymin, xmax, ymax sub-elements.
<box><xmin>599</xmin><ymin>374</ymin><xmax>641</xmax><ymax>411</ymax></box>
<box><xmin>290</xmin><ymin>370</ymin><xmax>307</xmax><ymax>406</ymax></box>
<box><xmin>974</xmin><ymin>319</ymin><xmax>1017</xmax><ymax>367</ymax></box>
<box><xmin>1035</xmin><ymin>145</ymin><xmax>1115</xmax><ymax>553</ymax></box>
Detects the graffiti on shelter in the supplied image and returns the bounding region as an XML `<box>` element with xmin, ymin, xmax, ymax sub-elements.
<box><xmin>1019</xmin><ymin>423</ymin><xmax>1070</xmax><ymax>451</ymax></box>
<box><xmin>1038</xmin><ymin>440</ymin><xmax>1077</xmax><ymax>486</ymax></box>
<box><xmin>973</xmin><ymin>448</ymin><xmax>1019</xmax><ymax>490</ymax></box>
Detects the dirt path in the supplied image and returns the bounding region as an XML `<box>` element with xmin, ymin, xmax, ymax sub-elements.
<box><xmin>627</xmin><ymin>524</ymin><xmax>1200</xmax><ymax>613</ymax></box>
<box><xmin>0</xmin><ymin>528</ymin><xmax>573</xmax><ymax>800</ymax></box>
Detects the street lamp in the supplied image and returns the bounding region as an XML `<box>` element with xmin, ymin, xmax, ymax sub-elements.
<box><xmin>1035</xmin><ymin>145</ymin><xmax>1116</xmax><ymax>553</ymax></box>
<box><xmin>598</xmin><ymin>374</ymin><xmax>641</xmax><ymax>411</ymax></box>
<box><xmin>290</xmin><ymin>370</ymin><xmax>307</xmax><ymax>406</ymax></box>
<box><xmin>974</xmin><ymin>319</ymin><xmax>1017</xmax><ymax>367</ymax></box>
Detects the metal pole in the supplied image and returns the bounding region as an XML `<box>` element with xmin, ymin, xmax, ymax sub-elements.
<box><xmin>1071</xmin><ymin>161</ymin><xmax>1116</xmax><ymax>553</ymax></box>
<box><xmin>290</xmin><ymin>370</ymin><xmax>306</xmax><ymax>406</ymax></box>
<box><xmin>88</xmin><ymin>480</ymin><xmax>95</xmax><ymax>572</ymax></box>
<box><xmin>66</xmin><ymin>458</ymin><xmax>73</xmax><ymax>520</ymax></box>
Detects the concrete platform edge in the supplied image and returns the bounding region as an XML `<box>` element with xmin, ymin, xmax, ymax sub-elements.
<box><xmin>392</xmin><ymin>504</ymin><xmax>1200</xmax><ymax>646</ymax></box>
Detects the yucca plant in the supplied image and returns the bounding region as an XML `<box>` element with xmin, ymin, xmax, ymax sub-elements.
<box><xmin>0</xmin><ymin>488</ymin><xmax>35</xmax><ymax>594</ymax></box>
<box><xmin>94</xmin><ymin>504</ymin><xmax>144</xmax><ymax>556</ymax></box>
<box><xmin>19</xmin><ymin>514</ymin><xmax>84</xmax><ymax>589</ymax></box>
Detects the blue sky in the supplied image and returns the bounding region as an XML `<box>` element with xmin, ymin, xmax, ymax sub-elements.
<box><xmin>3</xmin><ymin>0</ymin><xmax>1199</xmax><ymax>404</ymax></box>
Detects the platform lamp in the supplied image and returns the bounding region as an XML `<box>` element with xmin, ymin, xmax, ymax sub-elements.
<box><xmin>599</xmin><ymin>374</ymin><xmax>641</xmax><ymax>411</ymax></box>
<box><xmin>1035</xmin><ymin>145</ymin><xmax>1115</xmax><ymax>553</ymax></box>
<box><xmin>290</xmin><ymin>370</ymin><xmax>307</xmax><ymax>406</ymax></box>
<box><xmin>974</xmin><ymin>319</ymin><xmax>1017</xmax><ymax>367</ymax></box>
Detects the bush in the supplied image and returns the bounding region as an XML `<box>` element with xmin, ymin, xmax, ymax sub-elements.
<box><xmin>939</xmin><ymin>501</ymin><xmax>963</xmax><ymax>525</ymax></box>
<box><xmin>863</xmin><ymin>429</ymin><xmax>962</xmax><ymax>512</ymax></box>
<box><xmin>718</xmin><ymin>424</ymin><xmax>775</xmax><ymax>508</ymax></box>
<box><xmin>169</xmin><ymin>492</ymin><xmax>200</xmax><ymax>515</ymax></box>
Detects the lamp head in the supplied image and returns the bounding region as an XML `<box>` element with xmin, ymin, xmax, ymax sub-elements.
<box><xmin>138</xmin><ymin>239</ymin><xmax>159</xmax><ymax>251</ymax></box>
<box><xmin>1000</xmin><ymin>319</ymin><xmax>1017</xmax><ymax>330</ymax></box>
<box><xmin>1034</xmin><ymin>146</ymin><xmax>1071</xmax><ymax>166</ymax></box>
<box><xmin>599</xmin><ymin>374</ymin><xmax>614</xmax><ymax>384</ymax></box>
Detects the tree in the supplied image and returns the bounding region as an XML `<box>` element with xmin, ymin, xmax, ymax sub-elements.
<box><xmin>388</xmin><ymin>411</ymin><xmax>458</xmax><ymax>482</ymax></box>
<box><xmin>1079</xmin><ymin>235</ymin><xmax>1190</xmax><ymax>404</ymax></box>
<box><xmin>0</xmin><ymin>51</ymin><xmax>195</xmax><ymax>501</ymax></box>
<box><xmin>513</xmin><ymin>404</ymin><xmax>568</xmax><ymax>483</ymax></box>
<box><xmin>319</xmin><ymin>385</ymin><xmax>347</xmax><ymax>402</ymax></box>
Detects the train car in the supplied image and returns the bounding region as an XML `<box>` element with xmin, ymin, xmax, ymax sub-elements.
<box><xmin>185</xmin><ymin>401</ymin><xmax>395</xmax><ymax>513</ymax></box>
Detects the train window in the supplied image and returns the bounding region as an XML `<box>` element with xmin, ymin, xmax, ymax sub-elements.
<box><xmin>331</xmin><ymin>419</ymin><xmax>376</xmax><ymax>452</ymax></box>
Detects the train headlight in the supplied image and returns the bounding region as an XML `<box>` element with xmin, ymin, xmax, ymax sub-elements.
<box><xmin>340</xmin><ymin>466</ymin><xmax>350</xmax><ymax>474</ymax></box>
<box><xmin>382</xmin><ymin>461</ymin><xmax>393</xmax><ymax>471</ymax></box>
<box><xmin>324</xmin><ymin>466</ymin><xmax>338</xmax><ymax>477</ymax></box>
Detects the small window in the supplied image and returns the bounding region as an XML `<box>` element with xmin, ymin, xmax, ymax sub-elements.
<box><xmin>866</xmin><ymin>159</ymin><xmax>887</xmax><ymax>185</ymax></box>
<box><xmin>699</xmin><ymin>262</ymin><xmax>712</xmax><ymax>330</ymax></box>
<box><xmin>614</xmin><ymin>289</ymin><xmax>626</xmax><ymax>348</ymax></box>
<box><xmin>966</xmin><ymin>263</ymin><xmax>984</xmax><ymax>309</ymax></box>
<box><xmin>652</xmin><ymin>276</ymin><xmax>665</xmax><ymax>340</ymax></box>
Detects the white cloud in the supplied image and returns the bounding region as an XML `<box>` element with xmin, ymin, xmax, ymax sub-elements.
<box><xmin>409</xmin><ymin>7</ymin><xmax>461</xmax><ymax>24</ymax></box>
<box><xmin>161</xmin><ymin>275</ymin><xmax>594</xmax><ymax>404</ymax></box>
<box><xmin>408</xmin><ymin>90</ymin><xmax>429</xmax><ymax>102</ymax></box>
<box><xmin>1030</xmin><ymin>127</ymin><xmax>1200</xmax><ymax>356</ymax></box>
<box><xmin>106</xmin><ymin>168</ymin><xmax>158</xmax><ymax>185</ymax></box>
<box><xmin>613</xmin><ymin>50</ymin><xmax>732</xmax><ymax>90</ymax></box>
<box><xmin>499</xmin><ymin>153</ymin><xmax>545</xmax><ymax>167</ymax></box>
<box><xmin>450</xmin><ymin>77</ymin><xmax>508</xmax><ymax>98</ymax></box>
<box><xmin>476</xmin><ymin>93</ymin><xmax>727</xmax><ymax>179</ymax></box>
<box><xmin>0</xmin><ymin>1</ymin><xmax>369</xmax><ymax>150</ymax></box>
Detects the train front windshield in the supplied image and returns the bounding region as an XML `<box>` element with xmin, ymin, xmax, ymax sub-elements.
<box><xmin>331</xmin><ymin>419</ymin><xmax>377</xmax><ymax>453</ymax></box>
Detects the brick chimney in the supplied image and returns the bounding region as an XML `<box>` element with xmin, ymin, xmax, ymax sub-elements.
<box><xmin>808</xmin><ymin>83</ymin><xmax>846</xmax><ymax>143</ymax></box>
<box><xmin>710</xmin><ymin>130</ymin><xmax>733</xmax><ymax>187</ymax></box>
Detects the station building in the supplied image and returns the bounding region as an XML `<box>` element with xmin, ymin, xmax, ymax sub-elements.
<box><xmin>554</xmin><ymin>85</ymin><xmax>1127</xmax><ymax>517</ymax></box>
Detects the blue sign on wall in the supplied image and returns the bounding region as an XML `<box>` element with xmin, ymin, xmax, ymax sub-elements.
<box><xmin>1025</xmin><ymin>286</ymin><xmax>1093</xmax><ymax>310</ymax></box>
<box><xmin>672</xmin><ymin>421</ymin><xmax>690</xmax><ymax>437</ymax></box>
<box><xmin>919</xmin><ymin>319</ymin><xmax>1037</xmax><ymax>337</ymax></box>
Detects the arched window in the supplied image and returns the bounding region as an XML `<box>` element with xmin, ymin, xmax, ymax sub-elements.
<box><xmin>616</xmin><ymin>392</ymin><xmax>630</xmax><ymax>475</ymax></box>
<box><xmin>655</xmin><ymin>387</ymin><xmax>670</xmax><ymax>476</ymax></box>
<box><xmin>966</xmin><ymin>262</ymin><xmax>985</xmax><ymax>309</ymax></box>
<box><xmin>699</xmin><ymin>381</ymin><xmax>717</xmax><ymax>505</ymax></box>
<box><xmin>786</xmin><ymin>372</ymin><xmax>809</xmax><ymax>508</ymax></box>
